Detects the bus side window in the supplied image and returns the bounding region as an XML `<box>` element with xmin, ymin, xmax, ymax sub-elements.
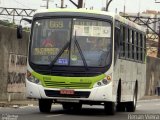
<box><xmin>134</xmin><ymin>31</ymin><xmax>137</xmax><ymax>60</ymax></box>
<box><xmin>132</xmin><ymin>30</ymin><xmax>135</xmax><ymax>60</ymax></box>
<box><xmin>125</xmin><ymin>27</ymin><xmax>128</xmax><ymax>58</ymax></box>
<box><xmin>119</xmin><ymin>25</ymin><xmax>124</xmax><ymax>58</ymax></box>
<box><xmin>140</xmin><ymin>34</ymin><xmax>143</xmax><ymax>61</ymax></box>
<box><xmin>143</xmin><ymin>35</ymin><xmax>146</xmax><ymax>62</ymax></box>
<box><xmin>136</xmin><ymin>32</ymin><xmax>139</xmax><ymax>61</ymax></box>
<box><xmin>114</xmin><ymin>27</ymin><xmax>120</xmax><ymax>63</ymax></box>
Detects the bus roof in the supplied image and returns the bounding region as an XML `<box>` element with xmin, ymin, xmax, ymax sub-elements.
<box><xmin>35</xmin><ymin>8</ymin><xmax>146</xmax><ymax>32</ymax></box>
<box><xmin>35</xmin><ymin>8</ymin><xmax>114</xmax><ymax>16</ymax></box>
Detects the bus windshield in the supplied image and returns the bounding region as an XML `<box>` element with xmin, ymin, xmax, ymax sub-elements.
<box><xmin>30</xmin><ymin>18</ymin><xmax>112</xmax><ymax>67</ymax></box>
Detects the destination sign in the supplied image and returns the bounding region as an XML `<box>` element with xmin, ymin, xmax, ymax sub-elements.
<box><xmin>33</xmin><ymin>48</ymin><xmax>59</xmax><ymax>55</ymax></box>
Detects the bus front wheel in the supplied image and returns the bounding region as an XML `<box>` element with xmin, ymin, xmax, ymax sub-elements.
<box><xmin>104</xmin><ymin>102</ymin><xmax>115</xmax><ymax>115</ymax></box>
<box><xmin>62</xmin><ymin>103</ymin><xmax>82</xmax><ymax>111</ymax></box>
<box><xmin>62</xmin><ymin>103</ymin><xmax>72</xmax><ymax>110</ymax></box>
<box><xmin>116</xmin><ymin>103</ymin><xmax>125</xmax><ymax>112</ymax></box>
<box><xmin>39</xmin><ymin>99</ymin><xmax>52</xmax><ymax>113</ymax></box>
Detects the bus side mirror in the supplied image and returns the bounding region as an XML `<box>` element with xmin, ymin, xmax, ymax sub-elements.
<box><xmin>17</xmin><ymin>25</ymin><xmax>23</xmax><ymax>39</ymax></box>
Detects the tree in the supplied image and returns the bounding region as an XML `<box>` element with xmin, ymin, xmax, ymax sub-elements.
<box><xmin>106</xmin><ymin>0</ymin><xmax>113</xmax><ymax>11</ymax></box>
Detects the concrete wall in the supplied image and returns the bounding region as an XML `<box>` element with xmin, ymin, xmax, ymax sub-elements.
<box><xmin>146</xmin><ymin>56</ymin><xmax>160</xmax><ymax>95</ymax></box>
<box><xmin>0</xmin><ymin>25</ymin><xmax>29</xmax><ymax>100</ymax></box>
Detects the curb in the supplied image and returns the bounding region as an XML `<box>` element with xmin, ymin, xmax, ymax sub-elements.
<box><xmin>0</xmin><ymin>101</ymin><xmax>38</xmax><ymax>108</ymax></box>
<box><xmin>138</xmin><ymin>99</ymin><xmax>160</xmax><ymax>103</ymax></box>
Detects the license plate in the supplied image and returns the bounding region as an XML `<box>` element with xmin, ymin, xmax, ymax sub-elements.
<box><xmin>60</xmin><ymin>89</ymin><xmax>74</xmax><ymax>95</ymax></box>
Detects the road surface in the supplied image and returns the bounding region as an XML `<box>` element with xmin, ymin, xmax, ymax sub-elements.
<box><xmin>0</xmin><ymin>100</ymin><xmax>160</xmax><ymax>120</ymax></box>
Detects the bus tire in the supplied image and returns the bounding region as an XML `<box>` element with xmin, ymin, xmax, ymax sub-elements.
<box><xmin>39</xmin><ymin>99</ymin><xmax>52</xmax><ymax>113</ymax></box>
<box><xmin>62</xmin><ymin>103</ymin><xmax>82</xmax><ymax>111</ymax></box>
<box><xmin>73</xmin><ymin>103</ymin><xmax>82</xmax><ymax>112</ymax></box>
<box><xmin>116</xmin><ymin>103</ymin><xmax>125</xmax><ymax>112</ymax></box>
<box><xmin>62</xmin><ymin>103</ymin><xmax>72</xmax><ymax>110</ymax></box>
<box><xmin>126</xmin><ymin>83</ymin><xmax>138</xmax><ymax>112</ymax></box>
<box><xmin>125</xmin><ymin>96</ymin><xmax>136</xmax><ymax>112</ymax></box>
<box><xmin>116</xmin><ymin>80</ymin><xmax>125</xmax><ymax>112</ymax></box>
<box><xmin>104</xmin><ymin>102</ymin><xmax>115</xmax><ymax>115</ymax></box>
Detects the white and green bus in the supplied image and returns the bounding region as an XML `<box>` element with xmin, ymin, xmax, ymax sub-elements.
<box><xmin>18</xmin><ymin>9</ymin><xmax>146</xmax><ymax>115</ymax></box>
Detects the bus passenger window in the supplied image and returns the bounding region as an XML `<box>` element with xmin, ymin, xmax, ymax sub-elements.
<box><xmin>129</xmin><ymin>29</ymin><xmax>132</xmax><ymax>59</ymax></box>
<box><xmin>134</xmin><ymin>32</ymin><xmax>137</xmax><ymax>60</ymax></box>
<box><xmin>132</xmin><ymin>31</ymin><xmax>135</xmax><ymax>60</ymax></box>
<box><xmin>121</xmin><ymin>26</ymin><xmax>126</xmax><ymax>58</ymax></box>
<box><xmin>119</xmin><ymin>25</ymin><xmax>122</xmax><ymax>58</ymax></box>
<box><xmin>136</xmin><ymin>32</ymin><xmax>139</xmax><ymax>60</ymax></box>
<box><xmin>127</xmin><ymin>28</ymin><xmax>130</xmax><ymax>59</ymax></box>
<box><xmin>140</xmin><ymin>34</ymin><xmax>143</xmax><ymax>61</ymax></box>
<box><xmin>143</xmin><ymin>35</ymin><xmax>146</xmax><ymax>62</ymax></box>
<box><xmin>114</xmin><ymin>27</ymin><xmax>120</xmax><ymax>62</ymax></box>
<box><xmin>125</xmin><ymin>27</ymin><xmax>128</xmax><ymax>58</ymax></box>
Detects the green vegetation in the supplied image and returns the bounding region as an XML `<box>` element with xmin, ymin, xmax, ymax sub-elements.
<box><xmin>0</xmin><ymin>20</ymin><xmax>16</xmax><ymax>27</ymax></box>
<box><xmin>0</xmin><ymin>20</ymin><xmax>30</xmax><ymax>32</ymax></box>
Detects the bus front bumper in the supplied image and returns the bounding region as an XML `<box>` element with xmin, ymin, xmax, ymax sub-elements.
<box><xmin>26</xmin><ymin>79</ymin><xmax>113</xmax><ymax>102</ymax></box>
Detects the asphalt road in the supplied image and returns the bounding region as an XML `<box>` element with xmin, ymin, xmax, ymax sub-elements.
<box><xmin>1</xmin><ymin>100</ymin><xmax>160</xmax><ymax>120</ymax></box>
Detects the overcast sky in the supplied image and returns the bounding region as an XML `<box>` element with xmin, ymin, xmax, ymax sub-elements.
<box><xmin>0</xmin><ymin>0</ymin><xmax>160</xmax><ymax>13</ymax></box>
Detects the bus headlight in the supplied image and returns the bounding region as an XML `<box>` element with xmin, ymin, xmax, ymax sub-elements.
<box><xmin>27</xmin><ymin>70</ymin><xmax>41</xmax><ymax>84</ymax></box>
<box><xmin>93</xmin><ymin>75</ymin><xmax>112</xmax><ymax>87</ymax></box>
<box><xmin>102</xmin><ymin>79</ymin><xmax>108</xmax><ymax>85</ymax></box>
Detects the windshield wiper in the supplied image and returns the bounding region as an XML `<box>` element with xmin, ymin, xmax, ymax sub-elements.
<box><xmin>74</xmin><ymin>33</ymin><xmax>88</xmax><ymax>70</ymax></box>
<box><xmin>49</xmin><ymin>33</ymin><xmax>88</xmax><ymax>70</ymax></box>
<box><xmin>49</xmin><ymin>41</ymin><xmax>70</xmax><ymax>67</ymax></box>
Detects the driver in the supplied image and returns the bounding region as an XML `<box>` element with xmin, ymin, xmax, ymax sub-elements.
<box><xmin>41</xmin><ymin>32</ymin><xmax>55</xmax><ymax>47</ymax></box>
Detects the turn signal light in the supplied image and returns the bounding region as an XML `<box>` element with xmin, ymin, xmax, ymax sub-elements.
<box><xmin>106</xmin><ymin>75</ymin><xmax>112</xmax><ymax>81</ymax></box>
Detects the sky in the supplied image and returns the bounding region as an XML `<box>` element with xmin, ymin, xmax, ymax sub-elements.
<box><xmin>0</xmin><ymin>0</ymin><xmax>160</xmax><ymax>13</ymax></box>
<box><xmin>0</xmin><ymin>0</ymin><xmax>160</xmax><ymax>24</ymax></box>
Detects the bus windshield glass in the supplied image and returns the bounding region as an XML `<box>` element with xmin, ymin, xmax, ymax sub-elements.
<box><xmin>30</xmin><ymin>18</ymin><xmax>112</xmax><ymax>67</ymax></box>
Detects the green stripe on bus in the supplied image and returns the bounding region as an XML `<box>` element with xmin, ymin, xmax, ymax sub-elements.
<box><xmin>31</xmin><ymin>71</ymin><xmax>105</xmax><ymax>89</ymax></box>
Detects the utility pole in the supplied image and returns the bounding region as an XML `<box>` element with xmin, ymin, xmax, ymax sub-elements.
<box><xmin>13</xmin><ymin>11</ymin><xmax>15</xmax><ymax>24</ymax></box>
<box><xmin>56</xmin><ymin>0</ymin><xmax>67</xmax><ymax>8</ymax></box>
<box><xmin>123</xmin><ymin>0</ymin><xmax>126</xmax><ymax>14</ymax></box>
<box><xmin>46</xmin><ymin>0</ymin><xmax>49</xmax><ymax>9</ymax></box>
<box><xmin>41</xmin><ymin>0</ymin><xmax>50</xmax><ymax>9</ymax></box>
<box><xmin>61</xmin><ymin>0</ymin><xmax>64</xmax><ymax>8</ymax></box>
<box><xmin>47</xmin><ymin>0</ymin><xmax>49</xmax><ymax>9</ymax></box>
<box><xmin>78</xmin><ymin>0</ymin><xmax>83</xmax><ymax>8</ymax></box>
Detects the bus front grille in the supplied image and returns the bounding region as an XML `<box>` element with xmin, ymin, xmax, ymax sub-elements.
<box><xmin>43</xmin><ymin>80</ymin><xmax>92</xmax><ymax>89</ymax></box>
